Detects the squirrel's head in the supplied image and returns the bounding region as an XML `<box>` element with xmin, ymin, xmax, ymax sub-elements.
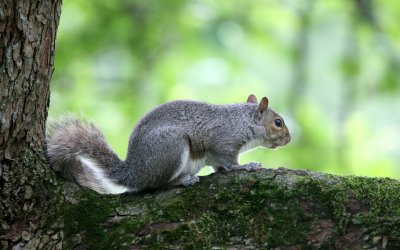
<box><xmin>247</xmin><ymin>94</ymin><xmax>291</xmax><ymax>149</ymax></box>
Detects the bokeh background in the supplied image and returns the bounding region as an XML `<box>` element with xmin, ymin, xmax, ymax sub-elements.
<box><xmin>49</xmin><ymin>0</ymin><xmax>400</xmax><ymax>178</ymax></box>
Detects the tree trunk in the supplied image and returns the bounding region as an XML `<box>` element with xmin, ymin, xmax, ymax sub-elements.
<box><xmin>0</xmin><ymin>1</ymin><xmax>62</xmax><ymax>249</ymax></box>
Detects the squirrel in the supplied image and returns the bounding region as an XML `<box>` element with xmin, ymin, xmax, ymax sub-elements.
<box><xmin>46</xmin><ymin>94</ymin><xmax>291</xmax><ymax>194</ymax></box>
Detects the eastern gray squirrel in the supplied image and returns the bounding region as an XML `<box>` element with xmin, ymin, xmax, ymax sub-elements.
<box><xmin>46</xmin><ymin>94</ymin><xmax>291</xmax><ymax>194</ymax></box>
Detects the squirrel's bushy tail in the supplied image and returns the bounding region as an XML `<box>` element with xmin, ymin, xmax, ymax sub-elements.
<box><xmin>46</xmin><ymin>117</ymin><xmax>129</xmax><ymax>194</ymax></box>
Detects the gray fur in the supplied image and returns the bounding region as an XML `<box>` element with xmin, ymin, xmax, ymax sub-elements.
<box><xmin>46</xmin><ymin>97</ymin><xmax>291</xmax><ymax>194</ymax></box>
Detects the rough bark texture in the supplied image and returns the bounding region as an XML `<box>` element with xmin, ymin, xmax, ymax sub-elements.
<box><xmin>0</xmin><ymin>1</ymin><xmax>63</xmax><ymax>249</ymax></box>
<box><xmin>51</xmin><ymin>168</ymin><xmax>400</xmax><ymax>249</ymax></box>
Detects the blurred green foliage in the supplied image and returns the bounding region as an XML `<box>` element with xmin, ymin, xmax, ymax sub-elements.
<box><xmin>50</xmin><ymin>0</ymin><xmax>400</xmax><ymax>178</ymax></box>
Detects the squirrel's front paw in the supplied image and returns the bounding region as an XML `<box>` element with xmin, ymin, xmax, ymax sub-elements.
<box><xmin>226</xmin><ymin>162</ymin><xmax>262</xmax><ymax>172</ymax></box>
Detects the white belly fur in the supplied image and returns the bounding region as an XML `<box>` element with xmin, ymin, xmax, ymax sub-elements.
<box><xmin>169</xmin><ymin>147</ymin><xmax>206</xmax><ymax>181</ymax></box>
<box><xmin>169</xmin><ymin>139</ymin><xmax>263</xmax><ymax>182</ymax></box>
<box><xmin>239</xmin><ymin>139</ymin><xmax>265</xmax><ymax>154</ymax></box>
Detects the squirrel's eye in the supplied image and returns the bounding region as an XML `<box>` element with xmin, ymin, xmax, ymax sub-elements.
<box><xmin>274</xmin><ymin>119</ymin><xmax>282</xmax><ymax>127</ymax></box>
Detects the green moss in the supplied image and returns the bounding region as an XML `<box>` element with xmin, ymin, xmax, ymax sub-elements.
<box><xmin>61</xmin><ymin>192</ymin><xmax>115</xmax><ymax>249</ymax></box>
<box><xmin>56</xmin><ymin>171</ymin><xmax>400</xmax><ymax>248</ymax></box>
<box><xmin>138</xmin><ymin>175</ymin><xmax>314</xmax><ymax>248</ymax></box>
<box><xmin>292</xmin><ymin>176</ymin><xmax>349</xmax><ymax>232</ymax></box>
<box><xmin>59</xmin><ymin>192</ymin><xmax>148</xmax><ymax>249</ymax></box>
<box><xmin>341</xmin><ymin>176</ymin><xmax>400</xmax><ymax>235</ymax></box>
<box><xmin>245</xmin><ymin>176</ymin><xmax>311</xmax><ymax>246</ymax></box>
<box><xmin>289</xmin><ymin>175</ymin><xmax>400</xmax><ymax>241</ymax></box>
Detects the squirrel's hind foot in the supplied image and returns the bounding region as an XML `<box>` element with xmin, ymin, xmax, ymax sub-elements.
<box><xmin>243</xmin><ymin>162</ymin><xmax>262</xmax><ymax>171</ymax></box>
<box><xmin>170</xmin><ymin>174</ymin><xmax>200</xmax><ymax>187</ymax></box>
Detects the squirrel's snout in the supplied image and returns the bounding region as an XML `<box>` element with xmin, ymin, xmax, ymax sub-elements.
<box><xmin>282</xmin><ymin>134</ymin><xmax>291</xmax><ymax>145</ymax></box>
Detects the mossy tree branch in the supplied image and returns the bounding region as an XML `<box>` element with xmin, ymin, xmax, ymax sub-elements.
<box><xmin>48</xmin><ymin>168</ymin><xmax>400</xmax><ymax>249</ymax></box>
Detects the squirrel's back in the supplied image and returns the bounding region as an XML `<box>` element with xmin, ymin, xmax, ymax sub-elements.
<box><xmin>130</xmin><ymin>100</ymin><xmax>253</xmax><ymax>139</ymax></box>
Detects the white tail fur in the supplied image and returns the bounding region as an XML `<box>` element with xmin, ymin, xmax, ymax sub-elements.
<box><xmin>78</xmin><ymin>156</ymin><xmax>130</xmax><ymax>194</ymax></box>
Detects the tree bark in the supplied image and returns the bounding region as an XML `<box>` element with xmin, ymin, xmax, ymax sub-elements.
<box><xmin>46</xmin><ymin>168</ymin><xmax>400</xmax><ymax>249</ymax></box>
<box><xmin>0</xmin><ymin>1</ymin><xmax>62</xmax><ymax>249</ymax></box>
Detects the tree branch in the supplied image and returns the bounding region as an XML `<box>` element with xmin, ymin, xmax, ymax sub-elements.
<box><xmin>40</xmin><ymin>168</ymin><xmax>400</xmax><ymax>249</ymax></box>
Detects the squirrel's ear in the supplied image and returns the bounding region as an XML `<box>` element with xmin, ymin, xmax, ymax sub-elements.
<box><xmin>257</xmin><ymin>97</ymin><xmax>269</xmax><ymax>113</ymax></box>
<box><xmin>247</xmin><ymin>94</ymin><xmax>258</xmax><ymax>103</ymax></box>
